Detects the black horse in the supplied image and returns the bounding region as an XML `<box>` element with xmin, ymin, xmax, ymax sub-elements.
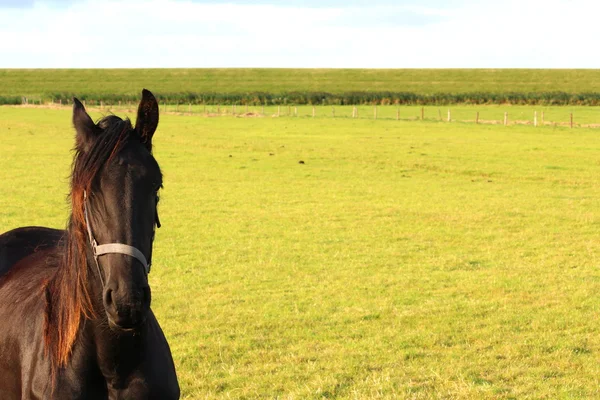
<box><xmin>0</xmin><ymin>90</ymin><xmax>180</xmax><ymax>399</ymax></box>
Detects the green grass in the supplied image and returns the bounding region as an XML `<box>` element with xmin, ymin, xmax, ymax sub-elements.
<box><xmin>3</xmin><ymin>68</ymin><xmax>600</xmax><ymax>97</ymax></box>
<box><xmin>2</xmin><ymin>107</ymin><xmax>600</xmax><ymax>398</ymax></box>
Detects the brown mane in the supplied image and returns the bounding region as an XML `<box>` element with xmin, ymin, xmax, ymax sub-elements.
<box><xmin>44</xmin><ymin>115</ymin><xmax>134</xmax><ymax>372</ymax></box>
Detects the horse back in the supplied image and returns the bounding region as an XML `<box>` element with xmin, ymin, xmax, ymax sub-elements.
<box><xmin>0</xmin><ymin>227</ymin><xmax>65</xmax><ymax>276</ymax></box>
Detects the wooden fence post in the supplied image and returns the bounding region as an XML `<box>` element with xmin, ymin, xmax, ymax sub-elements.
<box><xmin>534</xmin><ymin>111</ymin><xmax>537</xmax><ymax>127</ymax></box>
<box><xmin>570</xmin><ymin>113</ymin><xmax>573</xmax><ymax>128</ymax></box>
<box><xmin>294</xmin><ymin>106</ymin><xmax>297</xmax><ymax>117</ymax></box>
<box><xmin>476</xmin><ymin>112</ymin><xmax>479</xmax><ymax>124</ymax></box>
<box><xmin>504</xmin><ymin>112</ymin><xmax>508</xmax><ymax>126</ymax></box>
<box><xmin>312</xmin><ymin>106</ymin><xmax>315</xmax><ymax>117</ymax></box>
<box><xmin>447</xmin><ymin>109</ymin><xmax>451</xmax><ymax>122</ymax></box>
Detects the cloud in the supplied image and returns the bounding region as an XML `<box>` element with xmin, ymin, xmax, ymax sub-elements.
<box><xmin>0</xmin><ymin>0</ymin><xmax>598</xmax><ymax>68</ymax></box>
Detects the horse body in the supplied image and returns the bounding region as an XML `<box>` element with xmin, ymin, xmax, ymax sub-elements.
<box><xmin>0</xmin><ymin>90</ymin><xmax>180</xmax><ymax>399</ymax></box>
<box><xmin>0</xmin><ymin>241</ymin><xmax>54</xmax><ymax>398</ymax></box>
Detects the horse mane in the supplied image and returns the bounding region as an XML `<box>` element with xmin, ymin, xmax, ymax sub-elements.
<box><xmin>44</xmin><ymin>115</ymin><xmax>135</xmax><ymax>372</ymax></box>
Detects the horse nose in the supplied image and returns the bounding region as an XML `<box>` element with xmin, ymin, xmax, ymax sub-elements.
<box><xmin>103</xmin><ymin>282</ymin><xmax>151</xmax><ymax>329</ymax></box>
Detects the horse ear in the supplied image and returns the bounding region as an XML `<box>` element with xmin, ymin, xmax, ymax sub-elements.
<box><xmin>135</xmin><ymin>89</ymin><xmax>159</xmax><ymax>152</ymax></box>
<box><xmin>73</xmin><ymin>98</ymin><xmax>97</xmax><ymax>152</ymax></box>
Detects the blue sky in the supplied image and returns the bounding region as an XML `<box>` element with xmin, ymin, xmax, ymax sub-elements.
<box><xmin>0</xmin><ymin>0</ymin><xmax>597</xmax><ymax>68</ymax></box>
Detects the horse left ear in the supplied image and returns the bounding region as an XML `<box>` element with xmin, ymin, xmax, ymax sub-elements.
<box><xmin>135</xmin><ymin>89</ymin><xmax>159</xmax><ymax>152</ymax></box>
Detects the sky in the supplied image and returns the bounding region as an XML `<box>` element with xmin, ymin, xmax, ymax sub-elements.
<box><xmin>0</xmin><ymin>0</ymin><xmax>598</xmax><ymax>68</ymax></box>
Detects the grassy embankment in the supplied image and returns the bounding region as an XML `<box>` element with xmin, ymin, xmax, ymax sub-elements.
<box><xmin>3</xmin><ymin>68</ymin><xmax>600</xmax><ymax>105</ymax></box>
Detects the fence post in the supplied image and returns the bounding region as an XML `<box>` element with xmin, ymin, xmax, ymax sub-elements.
<box><xmin>421</xmin><ymin>107</ymin><xmax>424</xmax><ymax>120</ymax></box>
<box><xmin>570</xmin><ymin>113</ymin><xmax>573</xmax><ymax>128</ymax></box>
<box><xmin>312</xmin><ymin>106</ymin><xmax>315</xmax><ymax>117</ymax></box>
<box><xmin>476</xmin><ymin>112</ymin><xmax>479</xmax><ymax>124</ymax></box>
<box><xmin>447</xmin><ymin>109</ymin><xmax>451</xmax><ymax>122</ymax></box>
<box><xmin>534</xmin><ymin>111</ymin><xmax>537</xmax><ymax>127</ymax></box>
<box><xmin>294</xmin><ymin>106</ymin><xmax>297</xmax><ymax>117</ymax></box>
<box><xmin>504</xmin><ymin>112</ymin><xmax>508</xmax><ymax>126</ymax></box>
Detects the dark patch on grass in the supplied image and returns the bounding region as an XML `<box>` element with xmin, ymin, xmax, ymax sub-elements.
<box><xmin>361</xmin><ymin>313</ymin><xmax>381</xmax><ymax>321</ymax></box>
<box><xmin>470</xmin><ymin>374</ymin><xmax>492</xmax><ymax>386</ymax></box>
<box><xmin>543</xmin><ymin>370</ymin><xmax>564</xmax><ymax>380</ymax></box>
<box><xmin>321</xmin><ymin>375</ymin><xmax>354</xmax><ymax>398</ymax></box>
<box><xmin>573</xmin><ymin>346</ymin><xmax>591</xmax><ymax>355</ymax></box>
<box><xmin>449</xmin><ymin>259</ymin><xmax>488</xmax><ymax>271</ymax></box>
<box><xmin>404</xmin><ymin>351</ymin><xmax>427</xmax><ymax>361</ymax></box>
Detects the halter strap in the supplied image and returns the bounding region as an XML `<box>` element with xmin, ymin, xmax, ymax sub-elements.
<box><xmin>83</xmin><ymin>191</ymin><xmax>151</xmax><ymax>282</ymax></box>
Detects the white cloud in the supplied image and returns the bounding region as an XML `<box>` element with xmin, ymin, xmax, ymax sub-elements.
<box><xmin>0</xmin><ymin>0</ymin><xmax>599</xmax><ymax>67</ymax></box>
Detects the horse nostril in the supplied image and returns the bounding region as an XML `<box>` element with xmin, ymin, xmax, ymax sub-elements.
<box><xmin>104</xmin><ymin>288</ymin><xmax>114</xmax><ymax>309</ymax></box>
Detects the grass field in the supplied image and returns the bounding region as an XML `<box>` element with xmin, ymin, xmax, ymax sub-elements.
<box><xmin>2</xmin><ymin>107</ymin><xmax>600</xmax><ymax>398</ymax></box>
<box><xmin>4</xmin><ymin>68</ymin><xmax>600</xmax><ymax>98</ymax></box>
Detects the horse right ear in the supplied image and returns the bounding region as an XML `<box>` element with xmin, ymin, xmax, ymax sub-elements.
<box><xmin>73</xmin><ymin>98</ymin><xmax>97</xmax><ymax>152</ymax></box>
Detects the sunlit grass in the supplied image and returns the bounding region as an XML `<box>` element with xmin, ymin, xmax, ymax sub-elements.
<box><xmin>2</xmin><ymin>107</ymin><xmax>600</xmax><ymax>398</ymax></box>
<box><xmin>4</xmin><ymin>68</ymin><xmax>600</xmax><ymax>97</ymax></box>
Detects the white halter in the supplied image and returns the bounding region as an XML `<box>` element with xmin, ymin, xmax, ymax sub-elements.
<box><xmin>83</xmin><ymin>191</ymin><xmax>152</xmax><ymax>286</ymax></box>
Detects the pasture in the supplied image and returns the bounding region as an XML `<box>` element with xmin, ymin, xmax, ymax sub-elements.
<box><xmin>2</xmin><ymin>106</ymin><xmax>600</xmax><ymax>398</ymax></box>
